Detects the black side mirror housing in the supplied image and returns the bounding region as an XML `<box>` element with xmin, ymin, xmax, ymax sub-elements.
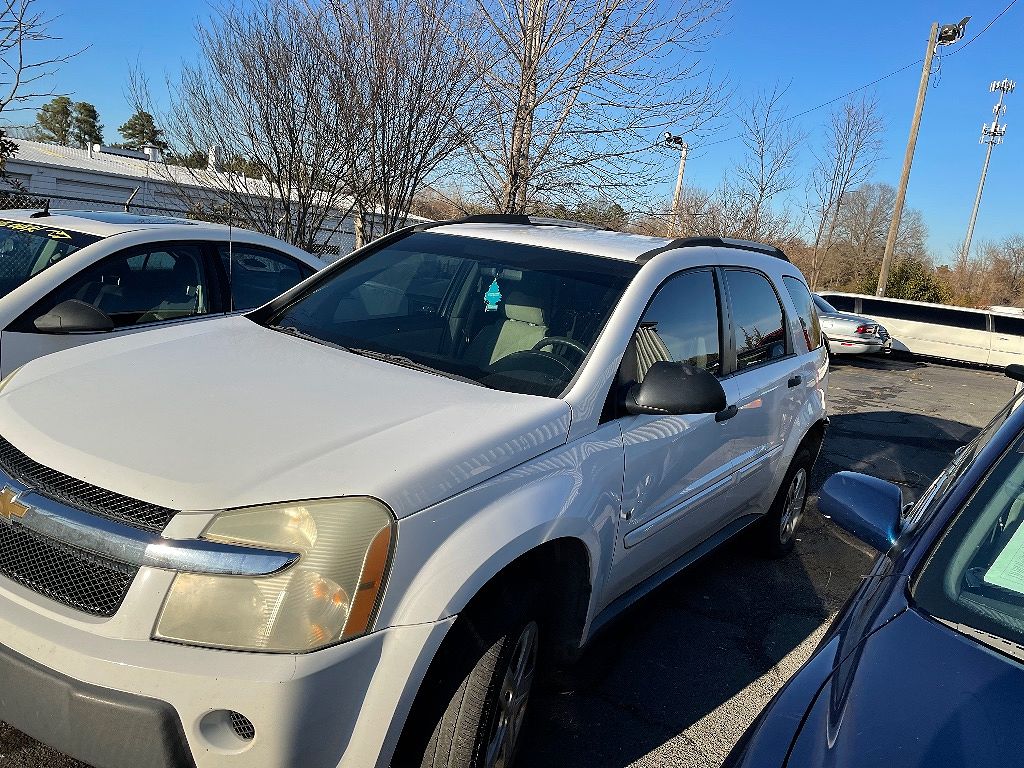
<box><xmin>818</xmin><ymin>471</ymin><xmax>903</xmax><ymax>552</ymax></box>
<box><xmin>625</xmin><ymin>361</ymin><xmax>727</xmax><ymax>416</ymax></box>
<box><xmin>33</xmin><ymin>299</ymin><xmax>114</xmax><ymax>334</ymax></box>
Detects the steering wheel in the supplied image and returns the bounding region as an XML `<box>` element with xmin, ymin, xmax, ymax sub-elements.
<box><xmin>530</xmin><ymin>336</ymin><xmax>587</xmax><ymax>364</ymax></box>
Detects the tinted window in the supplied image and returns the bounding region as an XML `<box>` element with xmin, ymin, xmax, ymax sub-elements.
<box><xmin>268</xmin><ymin>231</ymin><xmax>637</xmax><ymax>397</ymax></box>
<box><xmin>220</xmin><ymin>245</ymin><xmax>314</xmax><ymax>310</ymax></box>
<box><xmin>725</xmin><ymin>269</ymin><xmax>786</xmax><ymax>370</ymax></box>
<box><xmin>633</xmin><ymin>269</ymin><xmax>721</xmax><ymax>381</ymax></box>
<box><xmin>993</xmin><ymin>314</ymin><xmax>1024</xmax><ymax>336</ymax></box>
<box><xmin>913</xmin><ymin>422</ymin><xmax>1024</xmax><ymax>653</ymax></box>
<box><xmin>34</xmin><ymin>244</ymin><xmax>210</xmax><ymax>328</ymax></box>
<box><xmin>784</xmin><ymin>276</ymin><xmax>822</xmax><ymax>352</ymax></box>
<box><xmin>812</xmin><ymin>294</ymin><xmax>837</xmax><ymax>314</ymax></box>
<box><xmin>820</xmin><ymin>293</ymin><xmax>856</xmax><ymax>312</ymax></box>
<box><xmin>861</xmin><ymin>298</ymin><xmax>987</xmax><ymax>331</ymax></box>
<box><xmin>0</xmin><ymin>219</ymin><xmax>102</xmax><ymax>299</ymax></box>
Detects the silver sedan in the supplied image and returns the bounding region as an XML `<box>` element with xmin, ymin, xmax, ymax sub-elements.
<box><xmin>813</xmin><ymin>293</ymin><xmax>891</xmax><ymax>356</ymax></box>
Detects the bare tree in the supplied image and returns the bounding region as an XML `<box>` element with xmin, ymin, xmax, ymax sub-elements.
<box><xmin>729</xmin><ymin>85</ymin><xmax>804</xmax><ymax>241</ymax></box>
<box><xmin>319</xmin><ymin>0</ymin><xmax>486</xmax><ymax>244</ymax></box>
<box><xmin>467</xmin><ymin>0</ymin><xmax>727</xmax><ymax>214</ymax></box>
<box><xmin>162</xmin><ymin>0</ymin><xmax>355</xmax><ymax>252</ymax></box>
<box><xmin>0</xmin><ymin>1</ymin><xmax>78</xmax><ymax>115</ymax></box>
<box><xmin>804</xmin><ymin>95</ymin><xmax>884</xmax><ymax>288</ymax></box>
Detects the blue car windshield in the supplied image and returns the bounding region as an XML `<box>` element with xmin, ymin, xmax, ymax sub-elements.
<box><xmin>266</xmin><ymin>231</ymin><xmax>638</xmax><ymax>397</ymax></box>
<box><xmin>913</xmin><ymin>410</ymin><xmax>1024</xmax><ymax>653</ymax></box>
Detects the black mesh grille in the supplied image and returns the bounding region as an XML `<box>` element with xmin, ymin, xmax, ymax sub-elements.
<box><xmin>0</xmin><ymin>522</ymin><xmax>138</xmax><ymax>616</ymax></box>
<box><xmin>229</xmin><ymin>711</ymin><xmax>256</xmax><ymax>741</ymax></box>
<box><xmin>0</xmin><ymin>436</ymin><xmax>176</xmax><ymax>533</ymax></box>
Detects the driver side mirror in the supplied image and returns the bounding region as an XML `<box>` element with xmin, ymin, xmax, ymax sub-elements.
<box><xmin>818</xmin><ymin>471</ymin><xmax>903</xmax><ymax>552</ymax></box>
<box><xmin>625</xmin><ymin>361</ymin><xmax>727</xmax><ymax>416</ymax></box>
<box><xmin>33</xmin><ymin>299</ymin><xmax>114</xmax><ymax>334</ymax></box>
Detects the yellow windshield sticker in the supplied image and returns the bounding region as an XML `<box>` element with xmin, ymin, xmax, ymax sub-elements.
<box><xmin>0</xmin><ymin>219</ymin><xmax>75</xmax><ymax>241</ymax></box>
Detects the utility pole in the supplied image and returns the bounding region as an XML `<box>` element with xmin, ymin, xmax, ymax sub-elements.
<box><xmin>877</xmin><ymin>17</ymin><xmax>970</xmax><ymax>296</ymax></box>
<box><xmin>663</xmin><ymin>131</ymin><xmax>688</xmax><ymax>236</ymax></box>
<box><xmin>961</xmin><ymin>79</ymin><xmax>1014</xmax><ymax>262</ymax></box>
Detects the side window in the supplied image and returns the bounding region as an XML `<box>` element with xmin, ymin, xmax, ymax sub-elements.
<box><xmin>219</xmin><ymin>245</ymin><xmax>315</xmax><ymax>310</ymax></box>
<box><xmin>34</xmin><ymin>244</ymin><xmax>209</xmax><ymax>328</ymax></box>
<box><xmin>821</xmin><ymin>293</ymin><xmax>856</xmax><ymax>312</ymax></box>
<box><xmin>633</xmin><ymin>269</ymin><xmax>721</xmax><ymax>382</ymax></box>
<box><xmin>783</xmin><ymin>276</ymin><xmax>822</xmax><ymax>352</ymax></box>
<box><xmin>725</xmin><ymin>269</ymin><xmax>786</xmax><ymax>370</ymax></box>
<box><xmin>332</xmin><ymin>252</ymin><xmax>462</xmax><ymax>321</ymax></box>
<box><xmin>861</xmin><ymin>298</ymin><xmax>987</xmax><ymax>330</ymax></box>
<box><xmin>993</xmin><ymin>314</ymin><xmax>1024</xmax><ymax>336</ymax></box>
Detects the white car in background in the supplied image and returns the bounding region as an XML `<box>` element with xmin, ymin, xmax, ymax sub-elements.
<box><xmin>812</xmin><ymin>292</ymin><xmax>891</xmax><ymax>356</ymax></box>
<box><xmin>0</xmin><ymin>209</ymin><xmax>323</xmax><ymax>375</ymax></box>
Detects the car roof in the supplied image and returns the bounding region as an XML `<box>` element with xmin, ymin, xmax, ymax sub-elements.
<box><xmin>0</xmin><ymin>208</ymin><xmax>244</xmax><ymax>239</ymax></box>
<box><xmin>427</xmin><ymin>218</ymin><xmax>790</xmax><ymax>264</ymax></box>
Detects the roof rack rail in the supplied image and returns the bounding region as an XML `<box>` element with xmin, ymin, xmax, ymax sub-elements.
<box><xmin>456</xmin><ymin>214</ymin><xmax>599</xmax><ymax>230</ymax></box>
<box><xmin>636</xmin><ymin>236</ymin><xmax>790</xmax><ymax>264</ymax></box>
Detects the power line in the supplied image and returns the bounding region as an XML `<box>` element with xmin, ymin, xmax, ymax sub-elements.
<box><xmin>689</xmin><ymin>1</ymin><xmax>1018</xmax><ymax>154</ymax></box>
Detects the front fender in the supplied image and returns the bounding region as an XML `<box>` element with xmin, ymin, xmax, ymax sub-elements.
<box><xmin>377</xmin><ymin>423</ymin><xmax>625</xmax><ymax>630</ymax></box>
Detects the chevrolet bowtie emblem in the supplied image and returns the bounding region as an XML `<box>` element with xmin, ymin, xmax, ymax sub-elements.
<box><xmin>0</xmin><ymin>485</ymin><xmax>28</xmax><ymax>521</ymax></box>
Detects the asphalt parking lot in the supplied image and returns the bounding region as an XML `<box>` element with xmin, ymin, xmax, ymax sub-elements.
<box><xmin>0</xmin><ymin>355</ymin><xmax>1016</xmax><ymax>768</ymax></box>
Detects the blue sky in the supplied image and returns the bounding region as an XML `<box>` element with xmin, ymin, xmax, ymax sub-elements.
<box><xmin>24</xmin><ymin>0</ymin><xmax>1024</xmax><ymax>263</ymax></box>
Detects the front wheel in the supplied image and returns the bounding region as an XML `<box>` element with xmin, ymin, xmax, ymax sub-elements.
<box><xmin>397</xmin><ymin>602</ymin><xmax>540</xmax><ymax>768</ymax></box>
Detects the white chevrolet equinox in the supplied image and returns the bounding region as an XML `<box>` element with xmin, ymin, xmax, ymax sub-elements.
<box><xmin>0</xmin><ymin>216</ymin><xmax>828</xmax><ymax>768</ymax></box>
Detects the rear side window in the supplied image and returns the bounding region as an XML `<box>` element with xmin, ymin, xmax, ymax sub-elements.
<box><xmin>861</xmin><ymin>298</ymin><xmax>987</xmax><ymax>331</ymax></box>
<box><xmin>993</xmin><ymin>315</ymin><xmax>1024</xmax><ymax>336</ymax></box>
<box><xmin>725</xmin><ymin>269</ymin><xmax>787</xmax><ymax>370</ymax></box>
<box><xmin>220</xmin><ymin>245</ymin><xmax>314</xmax><ymax>310</ymax></box>
<box><xmin>633</xmin><ymin>269</ymin><xmax>722</xmax><ymax>380</ymax></box>
<box><xmin>783</xmin><ymin>276</ymin><xmax>822</xmax><ymax>352</ymax></box>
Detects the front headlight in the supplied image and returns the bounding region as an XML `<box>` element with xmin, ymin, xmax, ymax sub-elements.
<box><xmin>154</xmin><ymin>497</ymin><xmax>394</xmax><ymax>652</ymax></box>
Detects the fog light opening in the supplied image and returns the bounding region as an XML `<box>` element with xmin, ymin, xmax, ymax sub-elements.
<box><xmin>198</xmin><ymin>709</ymin><xmax>257</xmax><ymax>752</ymax></box>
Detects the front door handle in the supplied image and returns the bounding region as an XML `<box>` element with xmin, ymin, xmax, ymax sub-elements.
<box><xmin>788</xmin><ymin>375</ymin><xmax>802</xmax><ymax>388</ymax></box>
<box><xmin>715</xmin><ymin>404</ymin><xmax>738</xmax><ymax>423</ymax></box>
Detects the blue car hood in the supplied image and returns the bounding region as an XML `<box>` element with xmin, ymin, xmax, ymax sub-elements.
<box><xmin>788</xmin><ymin>607</ymin><xmax>1024</xmax><ymax>767</ymax></box>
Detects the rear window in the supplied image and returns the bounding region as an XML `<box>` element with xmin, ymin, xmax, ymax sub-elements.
<box><xmin>0</xmin><ymin>219</ymin><xmax>101</xmax><ymax>298</ymax></box>
<box><xmin>784</xmin><ymin>276</ymin><xmax>822</xmax><ymax>352</ymax></box>
<box><xmin>820</xmin><ymin>293</ymin><xmax>856</xmax><ymax>312</ymax></box>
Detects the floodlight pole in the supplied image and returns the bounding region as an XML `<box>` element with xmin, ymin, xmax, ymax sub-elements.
<box><xmin>962</xmin><ymin>79</ymin><xmax>1014</xmax><ymax>263</ymax></box>
<box><xmin>876</xmin><ymin>22</ymin><xmax>939</xmax><ymax>297</ymax></box>
<box><xmin>664</xmin><ymin>132</ymin><xmax>688</xmax><ymax>236</ymax></box>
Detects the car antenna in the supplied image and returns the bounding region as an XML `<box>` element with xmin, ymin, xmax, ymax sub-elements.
<box><xmin>28</xmin><ymin>199</ymin><xmax>50</xmax><ymax>218</ymax></box>
<box><xmin>124</xmin><ymin>186</ymin><xmax>140</xmax><ymax>213</ymax></box>
<box><xmin>227</xmin><ymin>202</ymin><xmax>234</xmax><ymax>311</ymax></box>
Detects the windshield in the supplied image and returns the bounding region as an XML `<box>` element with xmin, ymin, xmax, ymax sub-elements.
<box><xmin>267</xmin><ymin>231</ymin><xmax>638</xmax><ymax>397</ymax></box>
<box><xmin>812</xmin><ymin>294</ymin><xmax>837</xmax><ymax>314</ymax></box>
<box><xmin>0</xmin><ymin>218</ymin><xmax>102</xmax><ymax>298</ymax></box>
<box><xmin>913</xmin><ymin>405</ymin><xmax>1024</xmax><ymax>654</ymax></box>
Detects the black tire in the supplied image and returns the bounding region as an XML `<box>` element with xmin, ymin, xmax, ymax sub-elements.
<box><xmin>823</xmin><ymin>335</ymin><xmax>833</xmax><ymax>358</ymax></box>
<box><xmin>395</xmin><ymin>600</ymin><xmax>540</xmax><ymax>768</ymax></box>
<box><xmin>751</xmin><ymin>447</ymin><xmax>812</xmax><ymax>558</ymax></box>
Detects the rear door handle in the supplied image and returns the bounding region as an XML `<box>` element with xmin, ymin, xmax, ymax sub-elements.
<box><xmin>788</xmin><ymin>375</ymin><xmax>802</xmax><ymax>388</ymax></box>
<box><xmin>715</xmin><ymin>404</ymin><xmax>738</xmax><ymax>423</ymax></box>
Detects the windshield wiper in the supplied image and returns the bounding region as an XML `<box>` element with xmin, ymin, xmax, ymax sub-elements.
<box><xmin>935</xmin><ymin>616</ymin><xmax>1024</xmax><ymax>663</ymax></box>
<box><xmin>346</xmin><ymin>347</ymin><xmax>483</xmax><ymax>387</ymax></box>
<box><xmin>268</xmin><ymin>324</ymin><xmax>340</xmax><ymax>349</ymax></box>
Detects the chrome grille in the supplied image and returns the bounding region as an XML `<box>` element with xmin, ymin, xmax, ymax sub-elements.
<box><xmin>0</xmin><ymin>522</ymin><xmax>138</xmax><ymax>616</ymax></box>
<box><xmin>0</xmin><ymin>436</ymin><xmax>175</xmax><ymax>533</ymax></box>
<box><xmin>229</xmin><ymin>712</ymin><xmax>256</xmax><ymax>741</ymax></box>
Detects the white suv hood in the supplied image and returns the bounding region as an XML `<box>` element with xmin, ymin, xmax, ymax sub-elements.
<box><xmin>0</xmin><ymin>316</ymin><xmax>572</xmax><ymax>517</ymax></box>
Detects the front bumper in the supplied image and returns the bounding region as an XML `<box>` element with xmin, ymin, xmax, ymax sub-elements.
<box><xmin>0</xmin><ymin>580</ymin><xmax>453</xmax><ymax>768</ymax></box>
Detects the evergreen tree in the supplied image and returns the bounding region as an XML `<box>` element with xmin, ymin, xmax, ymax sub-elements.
<box><xmin>70</xmin><ymin>102</ymin><xmax>103</xmax><ymax>148</ymax></box>
<box><xmin>118</xmin><ymin>110</ymin><xmax>168</xmax><ymax>151</ymax></box>
<box><xmin>34</xmin><ymin>96</ymin><xmax>73</xmax><ymax>145</ymax></box>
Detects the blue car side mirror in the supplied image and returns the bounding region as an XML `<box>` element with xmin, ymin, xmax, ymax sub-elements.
<box><xmin>818</xmin><ymin>471</ymin><xmax>903</xmax><ymax>552</ymax></box>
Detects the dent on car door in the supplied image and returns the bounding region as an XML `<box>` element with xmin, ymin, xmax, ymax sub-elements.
<box><xmin>1</xmin><ymin>242</ymin><xmax>216</xmax><ymax>374</ymax></box>
<box><xmin>604</xmin><ymin>268</ymin><xmax>742</xmax><ymax>601</ymax></box>
<box><xmin>717</xmin><ymin>268</ymin><xmax>798</xmax><ymax>519</ymax></box>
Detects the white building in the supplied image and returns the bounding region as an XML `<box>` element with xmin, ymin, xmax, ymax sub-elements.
<box><xmin>2</xmin><ymin>138</ymin><xmax>360</xmax><ymax>257</ymax></box>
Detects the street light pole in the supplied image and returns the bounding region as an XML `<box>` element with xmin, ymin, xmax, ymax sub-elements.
<box><xmin>664</xmin><ymin>131</ymin><xmax>688</xmax><ymax>236</ymax></box>
<box><xmin>961</xmin><ymin>79</ymin><xmax>1014</xmax><ymax>262</ymax></box>
<box><xmin>876</xmin><ymin>16</ymin><xmax>969</xmax><ymax>296</ymax></box>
